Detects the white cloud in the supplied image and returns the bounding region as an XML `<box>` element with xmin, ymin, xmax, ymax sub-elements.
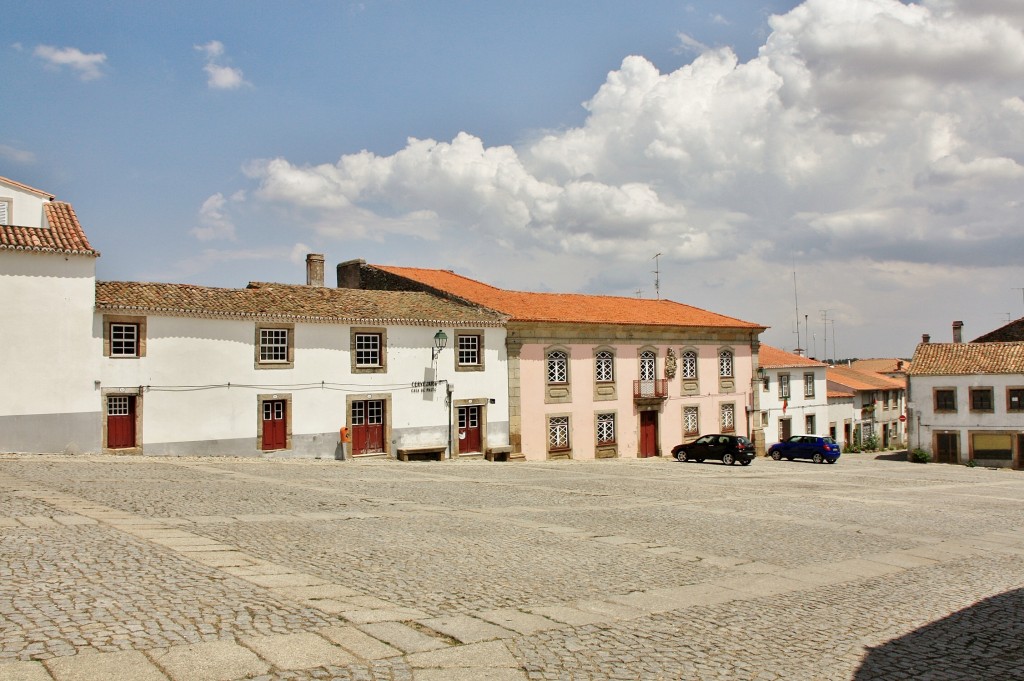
<box><xmin>0</xmin><ymin>144</ymin><xmax>36</xmax><ymax>164</ymax></box>
<box><xmin>33</xmin><ymin>45</ymin><xmax>107</xmax><ymax>80</ymax></box>
<box><xmin>191</xmin><ymin>192</ymin><xmax>239</xmax><ymax>241</ymax></box>
<box><xmin>195</xmin><ymin>40</ymin><xmax>249</xmax><ymax>90</ymax></box>
<box><xmin>673</xmin><ymin>32</ymin><xmax>710</xmax><ymax>55</ymax></box>
<box><xmin>219</xmin><ymin>0</ymin><xmax>1024</xmax><ymax>355</ymax></box>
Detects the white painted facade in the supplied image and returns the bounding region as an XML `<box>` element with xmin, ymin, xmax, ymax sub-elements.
<box><xmin>98</xmin><ymin>313</ymin><xmax>509</xmax><ymax>459</ymax></box>
<box><xmin>758</xmin><ymin>366</ymin><xmax>830</xmax><ymax>446</ymax></box>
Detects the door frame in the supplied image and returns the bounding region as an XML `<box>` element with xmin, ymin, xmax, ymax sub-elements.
<box><xmin>257</xmin><ymin>393</ymin><xmax>292</xmax><ymax>452</ymax></box>
<box><xmin>102</xmin><ymin>388</ymin><xmax>143</xmax><ymax>454</ymax></box>
<box><xmin>453</xmin><ymin>398</ymin><xmax>488</xmax><ymax>456</ymax></box>
<box><xmin>346</xmin><ymin>393</ymin><xmax>392</xmax><ymax>457</ymax></box>
<box><xmin>933</xmin><ymin>431</ymin><xmax>959</xmax><ymax>464</ymax></box>
<box><xmin>639</xmin><ymin>408</ymin><xmax>658</xmax><ymax>458</ymax></box>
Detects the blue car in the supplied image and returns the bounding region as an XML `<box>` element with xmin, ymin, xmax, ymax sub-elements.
<box><xmin>768</xmin><ymin>435</ymin><xmax>840</xmax><ymax>464</ymax></box>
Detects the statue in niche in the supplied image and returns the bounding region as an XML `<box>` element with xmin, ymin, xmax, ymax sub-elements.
<box><xmin>665</xmin><ymin>348</ymin><xmax>677</xmax><ymax>379</ymax></box>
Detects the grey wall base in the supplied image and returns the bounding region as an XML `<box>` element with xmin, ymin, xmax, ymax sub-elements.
<box><xmin>0</xmin><ymin>411</ymin><xmax>101</xmax><ymax>454</ymax></box>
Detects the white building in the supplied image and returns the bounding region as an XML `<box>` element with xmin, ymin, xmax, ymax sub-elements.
<box><xmin>0</xmin><ymin>176</ymin><xmax>101</xmax><ymax>453</ymax></box>
<box><xmin>757</xmin><ymin>345</ymin><xmax>829</xmax><ymax>446</ymax></box>
<box><xmin>907</xmin><ymin>339</ymin><xmax>1024</xmax><ymax>468</ymax></box>
<box><xmin>827</xmin><ymin>365</ymin><xmax>906</xmax><ymax>449</ymax></box>
<box><xmin>95</xmin><ymin>257</ymin><xmax>510</xmax><ymax>459</ymax></box>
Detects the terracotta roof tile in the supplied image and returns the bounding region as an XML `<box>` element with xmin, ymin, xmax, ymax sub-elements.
<box><xmin>95</xmin><ymin>280</ymin><xmax>506</xmax><ymax>326</ymax></box>
<box><xmin>972</xmin><ymin>317</ymin><xmax>1024</xmax><ymax>343</ymax></box>
<box><xmin>827</xmin><ymin>366</ymin><xmax>905</xmax><ymax>391</ymax></box>
<box><xmin>758</xmin><ymin>344</ymin><xmax>826</xmax><ymax>369</ymax></box>
<box><xmin>849</xmin><ymin>358</ymin><xmax>911</xmax><ymax>374</ymax></box>
<box><xmin>908</xmin><ymin>342</ymin><xmax>1024</xmax><ymax>375</ymax></box>
<box><xmin>0</xmin><ymin>202</ymin><xmax>99</xmax><ymax>256</ymax></box>
<box><xmin>374</xmin><ymin>265</ymin><xmax>765</xmax><ymax>329</ymax></box>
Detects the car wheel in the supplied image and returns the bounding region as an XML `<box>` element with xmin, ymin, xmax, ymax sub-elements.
<box><xmin>770</xmin><ymin>451</ymin><xmax>782</xmax><ymax>461</ymax></box>
<box><xmin>676</xmin><ymin>450</ymin><xmax>688</xmax><ymax>462</ymax></box>
<box><xmin>740</xmin><ymin>458</ymin><xmax>752</xmax><ymax>466</ymax></box>
<box><xmin>812</xmin><ymin>452</ymin><xmax>824</xmax><ymax>464</ymax></box>
<box><xmin>722</xmin><ymin>452</ymin><xmax>735</xmax><ymax>465</ymax></box>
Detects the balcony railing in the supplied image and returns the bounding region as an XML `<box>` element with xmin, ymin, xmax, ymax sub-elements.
<box><xmin>633</xmin><ymin>379</ymin><xmax>668</xmax><ymax>399</ymax></box>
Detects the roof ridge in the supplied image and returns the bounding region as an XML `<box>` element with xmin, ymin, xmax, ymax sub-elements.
<box><xmin>0</xmin><ymin>175</ymin><xmax>54</xmax><ymax>199</ymax></box>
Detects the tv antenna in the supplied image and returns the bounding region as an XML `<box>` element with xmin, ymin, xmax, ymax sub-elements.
<box><xmin>652</xmin><ymin>253</ymin><xmax>662</xmax><ymax>300</ymax></box>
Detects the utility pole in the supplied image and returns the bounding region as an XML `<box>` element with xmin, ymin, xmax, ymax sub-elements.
<box><xmin>820</xmin><ymin>310</ymin><xmax>833</xmax><ymax>362</ymax></box>
<box><xmin>793</xmin><ymin>270</ymin><xmax>801</xmax><ymax>353</ymax></box>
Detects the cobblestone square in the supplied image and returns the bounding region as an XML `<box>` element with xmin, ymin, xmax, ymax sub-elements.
<box><xmin>2</xmin><ymin>454</ymin><xmax>1023</xmax><ymax>680</ymax></box>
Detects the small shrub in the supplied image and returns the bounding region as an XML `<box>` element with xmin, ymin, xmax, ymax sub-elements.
<box><xmin>864</xmin><ymin>434</ymin><xmax>880</xmax><ymax>452</ymax></box>
<box><xmin>965</xmin><ymin>459</ymin><xmax>976</xmax><ymax>468</ymax></box>
<box><xmin>909</xmin><ymin>448</ymin><xmax>931</xmax><ymax>464</ymax></box>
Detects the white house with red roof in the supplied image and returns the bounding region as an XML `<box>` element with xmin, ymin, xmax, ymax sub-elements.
<box><xmin>0</xmin><ymin>176</ymin><xmax>101</xmax><ymax>453</ymax></box>
<box><xmin>908</xmin><ymin>338</ymin><xmax>1024</xmax><ymax>468</ymax></box>
<box><xmin>756</xmin><ymin>345</ymin><xmax>830</xmax><ymax>447</ymax></box>
<box><xmin>336</xmin><ymin>259</ymin><xmax>768</xmax><ymax>461</ymax></box>
<box><xmin>827</xmin><ymin>365</ymin><xmax>906</xmax><ymax>449</ymax></box>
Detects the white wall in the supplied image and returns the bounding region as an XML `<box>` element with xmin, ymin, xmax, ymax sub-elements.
<box><xmin>0</xmin><ymin>251</ymin><xmax>99</xmax><ymax>452</ymax></box>
<box><xmin>759</xmin><ymin>366</ymin><xmax>830</xmax><ymax>444</ymax></box>
<box><xmin>0</xmin><ymin>181</ymin><xmax>49</xmax><ymax>228</ymax></box>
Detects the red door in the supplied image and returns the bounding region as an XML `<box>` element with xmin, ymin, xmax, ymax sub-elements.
<box><xmin>107</xmin><ymin>395</ymin><xmax>136</xmax><ymax>449</ymax></box>
<box><xmin>352</xmin><ymin>400</ymin><xmax>385</xmax><ymax>455</ymax></box>
<box><xmin>458</xmin><ymin>406</ymin><xmax>482</xmax><ymax>454</ymax></box>
<box><xmin>262</xmin><ymin>400</ymin><xmax>287</xmax><ymax>450</ymax></box>
<box><xmin>639</xmin><ymin>411</ymin><xmax>658</xmax><ymax>458</ymax></box>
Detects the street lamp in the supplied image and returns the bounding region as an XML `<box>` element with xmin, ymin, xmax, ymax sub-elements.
<box><xmin>432</xmin><ymin>329</ymin><xmax>448</xmax><ymax>361</ymax></box>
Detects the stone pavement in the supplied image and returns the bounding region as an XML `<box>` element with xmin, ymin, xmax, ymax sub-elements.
<box><xmin>1</xmin><ymin>453</ymin><xmax>1023</xmax><ymax>680</ymax></box>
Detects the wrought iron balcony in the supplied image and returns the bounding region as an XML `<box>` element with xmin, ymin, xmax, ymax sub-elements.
<box><xmin>633</xmin><ymin>379</ymin><xmax>668</xmax><ymax>399</ymax></box>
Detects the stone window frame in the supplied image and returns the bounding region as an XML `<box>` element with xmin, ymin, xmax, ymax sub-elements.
<box><xmin>595</xmin><ymin>411</ymin><xmax>617</xmax><ymax>446</ymax></box>
<box><xmin>594</xmin><ymin>348</ymin><xmax>615</xmax><ymax>384</ymax></box>
<box><xmin>454</xmin><ymin>330</ymin><xmax>485</xmax><ymax>372</ymax></box>
<box><xmin>680</xmin><ymin>347</ymin><xmax>700</xmax><ymax>396</ymax></box>
<box><xmin>638</xmin><ymin>347</ymin><xmax>658</xmax><ymax>381</ymax></box>
<box><xmin>718</xmin><ymin>348</ymin><xmax>734</xmax><ymax>378</ymax></box>
<box><xmin>351</xmin><ymin>327</ymin><xmax>388</xmax><ymax>374</ymax></box>
<box><xmin>720</xmin><ymin>402</ymin><xmax>736</xmax><ymax>433</ymax></box>
<box><xmin>778</xmin><ymin>373</ymin><xmax>791</xmax><ymax>400</ymax></box>
<box><xmin>254</xmin><ymin>322</ymin><xmax>295</xmax><ymax>370</ymax></box>
<box><xmin>103</xmin><ymin>314</ymin><xmax>147</xmax><ymax>358</ymax></box>
<box><xmin>683</xmin><ymin>405</ymin><xmax>700</xmax><ymax>436</ymax></box>
<box><xmin>969</xmin><ymin>387</ymin><xmax>994</xmax><ymax>413</ymax></box>
<box><xmin>547</xmin><ymin>413</ymin><xmax>572</xmax><ymax>457</ymax></box>
<box><xmin>803</xmin><ymin>372</ymin><xmax>815</xmax><ymax>398</ymax></box>
<box><xmin>934</xmin><ymin>387</ymin><xmax>957</xmax><ymax>413</ymax></box>
<box><xmin>546</xmin><ymin>347</ymin><xmax>570</xmax><ymax>385</ymax></box>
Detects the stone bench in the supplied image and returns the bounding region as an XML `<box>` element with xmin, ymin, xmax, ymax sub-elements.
<box><xmin>397</xmin><ymin>446</ymin><xmax>446</xmax><ymax>462</ymax></box>
<box><xmin>486</xmin><ymin>446</ymin><xmax>513</xmax><ymax>462</ymax></box>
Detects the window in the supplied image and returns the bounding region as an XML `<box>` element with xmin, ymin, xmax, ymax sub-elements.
<box><xmin>1008</xmin><ymin>388</ymin><xmax>1024</xmax><ymax>412</ymax></box>
<box><xmin>103</xmin><ymin>314</ymin><xmax>146</xmax><ymax>358</ymax></box>
<box><xmin>255</xmin><ymin>323</ymin><xmax>294</xmax><ymax>369</ymax></box>
<box><xmin>596</xmin><ymin>413</ymin><xmax>616</xmax><ymax>445</ymax></box>
<box><xmin>934</xmin><ymin>389</ymin><xmax>956</xmax><ymax>412</ymax></box>
<box><xmin>595</xmin><ymin>351</ymin><xmax>614</xmax><ymax>383</ymax></box>
<box><xmin>640</xmin><ymin>350</ymin><xmax>657</xmax><ymax>381</ymax></box>
<box><xmin>720</xmin><ymin>403</ymin><xmax>735</xmax><ymax>432</ymax></box>
<box><xmin>762</xmin><ymin>374</ymin><xmax>770</xmax><ymax>392</ymax></box>
<box><xmin>260</xmin><ymin>328</ymin><xmax>288</xmax><ymax>362</ymax></box>
<box><xmin>111</xmin><ymin>324</ymin><xmax>139</xmax><ymax>357</ymax></box>
<box><xmin>456</xmin><ymin>332</ymin><xmax>484</xmax><ymax>370</ymax></box>
<box><xmin>351</xmin><ymin>328</ymin><xmax>387</xmax><ymax>373</ymax></box>
<box><xmin>778</xmin><ymin>373</ymin><xmax>790</xmax><ymax>399</ymax></box>
<box><xmin>681</xmin><ymin>351</ymin><xmax>697</xmax><ymax>380</ymax></box>
<box><xmin>684</xmin><ymin>406</ymin><xmax>699</xmax><ymax>436</ymax></box>
<box><xmin>970</xmin><ymin>388</ymin><xmax>994</xmax><ymax>412</ymax></box>
<box><xmin>0</xmin><ymin>197</ymin><xmax>11</xmax><ymax>225</ymax></box>
<box><xmin>804</xmin><ymin>373</ymin><xmax>815</xmax><ymax>398</ymax></box>
<box><xmin>805</xmin><ymin>414</ymin><xmax>816</xmax><ymax>434</ymax></box>
<box><xmin>718</xmin><ymin>350</ymin><xmax>734</xmax><ymax>378</ymax></box>
<box><xmin>761</xmin><ymin>411</ymin><xmax>769</xmax><ymax>427</ymax></box>
<box><xmin>547</xmin><ymin>350</ymin><xmax>568</xmax><ymax>384</ymax></box>
<box><xmin>548</xmin><ymin>415</ymin><xmax>570</xmax><ymax>451</ymax></box>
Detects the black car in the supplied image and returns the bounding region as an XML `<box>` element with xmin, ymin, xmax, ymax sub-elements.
<box><xmin>672</xmin><ymin>434</ymin><xmax>755</xmax><ymax>465</ymax></box>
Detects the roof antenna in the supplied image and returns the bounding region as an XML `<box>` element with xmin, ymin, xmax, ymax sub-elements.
<box><xmin>652</xmin><ymin>253</ymin><xmax>662</xmax><ymax>300</ymax></box>
<box><xmin>793</xmin><ymin>268</ymin><xmax>802</xmax><ymax>355</ymax></box>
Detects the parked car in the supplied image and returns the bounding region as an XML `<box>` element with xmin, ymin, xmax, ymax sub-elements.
<box><xmin>672</xmin><ymin>434</ymin><xmax>755</xmax><ymax>465</ymax></box>
<box><xmin>768</xmin><ymin>435</ymin><xmax>841</xmax><ymax>464</ymax></box>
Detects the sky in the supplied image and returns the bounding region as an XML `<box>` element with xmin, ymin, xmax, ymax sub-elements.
<box><xmin>4</xmin><ymin>0</ymin><xmax>1024</xmax><ymax>360</ymax></box>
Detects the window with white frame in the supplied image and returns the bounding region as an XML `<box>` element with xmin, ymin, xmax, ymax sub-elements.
<box><xmin>456</xmin><ymin>333</ymin><xmax>482</xmax><ymax>367</ymax></box>
<box><xmin>111</xmin><ymin>323</ymin><xmax>139</xmax><ymax>357</ymax></box>
<box><xmin>804</xmin><ymin>372</ymin><xmax>815</xmax><ymax>398</ymax></box>
<box><xmin>547</xmin><ymin>350</ymin><xmax>568</xmax><ymax>384</ymax></box>
<box><xmin>0</xmin><ymin>198</ymin><xmax>11</xmax><ymax>226</ymax></box>
<box><xmin>595</xmin><ymin>351</ymin><xmax>614</xmax><ymax>383</ymax></box>
<box><xmin>681</xmin><ymin>350</ymin><xmax>697</xmax><ymax>380</ymax></box>
<box><xmin>718</xmin><ymin>350</ymin><xmax>734</xmax><ymax>378</ymax></box>
<box><xmin>683</xmin><ymin>406</ymin><xmax>699</xmax><ymax>436</ymax></box>
<box><xmin>548</xmin><ymin>415</ymin><xmax>570</xmax><ymax>451</ymax></box>
<box><xmin>596</xmin><ymin>413</ymin><xmax>616</xmax><ymax>445</ymax></box>
<box><xmin>778</xmin><ymin>373</ymin><xmax>790</xmax><ymax>399</ymax></box>
<box><xmin>640</xmin><ymin>350</ymin><xmax>657</xmax><ymax>381</ymax></box>
<box><xmin>720</xmin><ymin>403</ymin><xmax>735</xmax><ymax>432</ymax></box>
<box><xmin>355</xmin><ymin>333</ymin><xmax>382</xmax><ymax>367</ymax></box>
<box><xmin>260</xmin><ymin>328</ymin><xmax>289</xmax><ymax>362</ymax></box>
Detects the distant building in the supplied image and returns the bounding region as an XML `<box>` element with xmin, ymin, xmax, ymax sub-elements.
<box><xmin>827</xmin><ymin>365</ymin><xmax>906</xmax><ymax>449</ymax></box>
<box><xmin>757</xmin><ymin>345</ymin><xmax>829</xmax><ymax>445</ymax></box>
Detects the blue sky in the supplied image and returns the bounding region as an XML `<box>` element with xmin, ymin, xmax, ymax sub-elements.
<box><xmin>5</xmin><ymin>0</ymin><xmax>1024</xmax><ymax>358</ymax></box>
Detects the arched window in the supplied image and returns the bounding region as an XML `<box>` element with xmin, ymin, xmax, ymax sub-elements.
<box><xmin>595</xmin><ymin>350</ymin><xmax>614</xmax><ymax>383</ymax></box>
<box><xmin>547</xmin><ymin>350</ymin><xmax>568</xmax><ymax>384</ymax></box>
<box><xmin>718</xmin><ymin>350</ymin><xmax>734</xmax><ymax>378</ymax></box>
<box><xmin>681</xmin><ymin>350</ymin><xmax>697</xmax><ymax>379</ymax></box>
<box><xmin>640</xmin><ymin>350</ymin><xmax>657</xmax><ymax>381</ymax></box>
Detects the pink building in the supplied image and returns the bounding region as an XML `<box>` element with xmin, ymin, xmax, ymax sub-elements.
<box><xmin>338</xmin><ymin>260</ymin><xmax>767</xmax><ymax>461</ymax></box>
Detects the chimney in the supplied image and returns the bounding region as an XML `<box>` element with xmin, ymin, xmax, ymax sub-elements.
<box><xmin>306</xmin><ymin>253</ymin><xmax>325</xmax><ymax>287</ymax></box>
<box><xmin>952</xmin><ymin>321</ymin><xmax>963</xmax><ymax>343</ymax></box>
<box><xmin>336</xmin><ymin>258</ymin><xmax>366</xmax><ymax>289</ymax></box>
<box><xmin>922</xmin><ymin>334</ymin><xmax>930</xmax><ymax>344</ymax></box>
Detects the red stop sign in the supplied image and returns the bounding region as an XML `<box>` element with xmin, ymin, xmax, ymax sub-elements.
<box><xmin>899</xmin><ymin>414</ymin><xmax>907</xmax><ymax>422</ymax></box>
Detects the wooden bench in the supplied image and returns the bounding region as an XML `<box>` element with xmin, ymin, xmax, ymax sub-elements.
<box><xmin>397</xmin><ymin>446</ymin><xmax>446</xmax><ymax>462</ymax></box>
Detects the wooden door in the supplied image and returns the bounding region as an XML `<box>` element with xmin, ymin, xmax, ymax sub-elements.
<box><xmin>639</xmin><ymin>411</ymin><xmax>657</xmax><ymax>458</ymax></box>
<box><xmin>106</xmin><ymin>395</ymin><xmax>136</xmax><ymax>449</ymax></box>
<box><xmin>352</xmin><ymin>400</ymin><xmax>385</xmax><ymax>455</ymax></box>
<box><xmin>262</xmin><ymin>399</ymin><xmax>287</xmax><ymax>450</ymax></box>
<box><xmin>780</xmin><ymin>418</ymin><xmax>792</xmax><ymax>441</ymax></box>
<box><xmin>935</xmin><ymin>432</ymin><xmax>958</xmax><ymax>464</ymax></box>
<box><xmin>458</xmin><ymin>406</ymin><xmax>482</xmax><ymax>454</ymax></box>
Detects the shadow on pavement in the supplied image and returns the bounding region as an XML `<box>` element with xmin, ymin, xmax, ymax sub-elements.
<box><xmin>872</xmin><ymin>451</ymin><xmax>908</xmax><ymax>461</ymax></box>
<box><xmin>854</xmin><ymin>588</ymin><xmax>1024</xmax><ymax>680</ymax></box>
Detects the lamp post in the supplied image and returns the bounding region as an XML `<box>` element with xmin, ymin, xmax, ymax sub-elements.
<box><xmin>432</xmin><ymin>329</ymin><xmax>448</xmax><ymax>361</ymax></box>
